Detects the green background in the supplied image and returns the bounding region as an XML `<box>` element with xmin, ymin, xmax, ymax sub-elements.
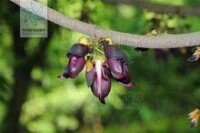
<box><xmin>0</xmin><ymin>0</ymin><xmax>200</xmax><ymax>132</ymax></box>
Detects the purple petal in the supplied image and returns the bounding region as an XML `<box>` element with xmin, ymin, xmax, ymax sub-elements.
<box><xmin>67</xmin><ymin>44</ymin><xmax>89</xmax><ymax>57</ymax></box>
<box><xmin>102</xmin><ymin>63</ymin><xmax>111</xmax><ymax>79</ymax></box>
<box><xmin>107</xmin><ymin>59</ymin><xmax>124</xmax><ymax>79</ymax></box>
<box><xmin>104</xmin><ymin>45</ymin><xmax>129</xmax><ymax>64</ymax></box>
<box><xmin>115</xmin><ymin>68</ymin><xmax>134</xmax><ymax>88</ymax></box>
<box><xmin>91</xmin><ymin>77</ymin><xmax>99</xmax><ymax>97</ymax></box>
<box><xmin>101</xmin><ymin>78</ymin><xmax>111</xmax><ymax>98</ymax></box>
<box><xmin>59</xmin><ymin>56</ymin><xmax>85</xmax><ymax>79</ymax></box>
<box><xmin>119</xmin><ymin>63</ymin><xmax>134</xmax><ymax>88</ymax></box>
<box><xmin>95</xmin><ymin>60</ymin><xmax>102</xmax><ymax>97</ymax></box>
<box><xmin>91</xmin><ymin>78</ymin><xmax>111</xmax><ymax>104</ymax></box>
<box><xmin>69</xmin><ymin>56</ymin><xmax>85</xmax><ymax>74</ymax></box>
<box><xmin>86</xmin><ymin>68</ymin><xmax>96</xmax><ymax>87</ymax></box>
<box><xmin>118</xmin><ymin>79</ymin><xmax>135</xmax><ymax>88</ymax></box>
<box><xmin>90</xmin><ymin>61</ymin><xmax>111</xmax><ymax>104</ymax></box>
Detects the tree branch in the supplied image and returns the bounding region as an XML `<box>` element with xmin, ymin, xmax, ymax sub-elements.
<box><xmin>104</xmin><ymin>0</ymin><xmax>200</xmax><ymax>16</ymax></box>
<box><xmin>10</xmin><ymin>0</ymin><xmax>200</xmax><ymax>48</ymax></box>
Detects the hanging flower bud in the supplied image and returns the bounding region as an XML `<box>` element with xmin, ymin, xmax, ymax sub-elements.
<box><xmin>86</xmin><ymin>60</ymin><xmax>111</xmax><ymax>104</ymax></box>
<box><xmin>58</xmin><ymin>37</ymin><xmax>90</xmax><ymax>79</ymax></box>
<box><xmin>99</xmin><ymin>37</ymin><xmax>134</xmax><ymax>88</ymax></box>
<box><xmin>60</xmin><ymin>56</ymin><xmax>86</xmax><ymax>79</ymax></box>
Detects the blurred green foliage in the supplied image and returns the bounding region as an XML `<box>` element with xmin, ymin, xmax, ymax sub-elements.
<box><xmin>0</xmin><ymin>0</ymin><xmax>200</xmax><ymax>132</ymax></box>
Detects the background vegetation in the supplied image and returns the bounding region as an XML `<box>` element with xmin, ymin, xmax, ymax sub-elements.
<box><xmin>0</xmin><ymin>0</ymin><xmax>200</xmax><ymax>132</ymax></box>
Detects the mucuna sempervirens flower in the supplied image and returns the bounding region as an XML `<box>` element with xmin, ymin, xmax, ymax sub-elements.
<box><xmin>58</xmin><ymin>37</ymin><xmax>89</xmax><ymax>79</ymax></box>
<box><xmin>100</xmin><ymin>37</ymin><xmax>135</xmax><ymax>88</ymax></box>
<box><xmin>59</xmin><ymin>36</ymin><xmax>135</xmax><ymax>104</ymax></box>
<box><xmin>86</xmin><ymin>59</ymin><xmax>111</xmax><ymax>104</ymax></box>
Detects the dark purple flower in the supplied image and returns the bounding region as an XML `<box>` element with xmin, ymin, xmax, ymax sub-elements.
<box><xmin>67</xmin><ymin>43</ymin><xmax>89</xmax><ymax>57</ymax></box>
<box><xmin>101</xmin><ymin>39</ymin><xmax>134</xmax><ymax>88</ymax></box>
<box><xmin>107</xmin><ymin>58</ymin><xmax>134</xmax><ymax>88</ymax></box>
<box><xmin>104</xmin><ymin>45</ymin><xmax>129</xmax><ymax>64</ymax></box>
<box><xmin>86</xmin><ymin>60</ymin><xmax>111</xmax><ymax>104</ymax></box>
<box><xmin>58</xmin><ymin>43</ymin><xmax>89</xmax><ymax>79</ymax></box>
<box><xmin>60</xmin><ymin>56</ymin><xmax>86</xmax><ymax>78</ymax></box>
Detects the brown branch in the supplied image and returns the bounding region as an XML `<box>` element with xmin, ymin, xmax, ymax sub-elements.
<box><xmin>104</xmin><ymin>0</ymin><xmax>200</xmax><ymax>16</ymax></box>
<box><xmin>10</xmin><ymin>0</ymin><xmax>200</xmax><ymax>48</ymax></box>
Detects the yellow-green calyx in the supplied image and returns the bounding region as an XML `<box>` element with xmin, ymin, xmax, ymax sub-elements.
<box><xmin>78</xmin><ymin>36</ymin><xmax>90</xmax><ymax>46</ymax></box>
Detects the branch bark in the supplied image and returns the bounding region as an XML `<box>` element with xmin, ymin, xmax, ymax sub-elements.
<box><xmin>104</xmin><ymin>0</ymin><xmax>200</xmax><ymax>16</ymax></box>
<box><xmin>10</xmin><ymin>0</ymin><xmax>200</xmax><ymax>48</ymax></box>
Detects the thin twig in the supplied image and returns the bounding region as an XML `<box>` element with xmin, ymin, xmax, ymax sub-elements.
<box><xmin>10</xmin><ymin>0</ymin><xmax>200</xmax><ymax>48</ymax></box>
<box><xmin>104</xmin><ymin>0</ymin><xmax>200</xmax><ymax>16</ymax></box>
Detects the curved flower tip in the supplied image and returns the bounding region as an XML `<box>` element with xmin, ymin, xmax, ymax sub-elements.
<box><xmin>119</xmin><ymin>81</ymin><xmax>135</xmax><ymax>88</ymax></box>
<box><xmin>117</xmin><ymin>74</ymin><xmax>135</xmax><ymax>88</ymax></box>
<box><xmin>57</xmin><ymin>67</ymin><xmax>69</xmax><ymax>79</ymax></box>
<box><xmin>99</xmin><ymin>97</ymin><xmax>106</xmax><ymax>104</ymax></box>
<box><xmin>57</xmin><ymin>74</ymin><xmax>66</xmax><ymax>79</ymax></box>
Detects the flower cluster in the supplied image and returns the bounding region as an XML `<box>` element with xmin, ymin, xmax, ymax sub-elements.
<box><xmin>58</xmin><ymin>36</ymin><xmax>134</xmax><ymax>104</ymax></box>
